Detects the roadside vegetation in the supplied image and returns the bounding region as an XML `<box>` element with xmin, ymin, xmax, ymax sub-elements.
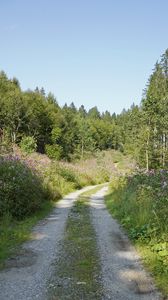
<box><xmin>106</xmin><ymin>171</ymin><xmax>168</xmax><ymax>297</ymax></box>
<box><xmin>0</xmin><ymin>148</ymin><xmax>124</xmax><ymax>267</ymax></box>
<box><xmin>0</xmin><ymin>48</ymin><xmax>168</xmax><ymax>296</ymax></box>
<box><xmin>103</xmin><ymin>49</ymin><xmax>168</xmax><ymax>297</ymax></box>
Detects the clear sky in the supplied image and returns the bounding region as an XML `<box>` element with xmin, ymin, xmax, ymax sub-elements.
<box><xmin>0</xmin><ymin>0</ymin><xmax>168</xmax><ymax>114</ymax></box>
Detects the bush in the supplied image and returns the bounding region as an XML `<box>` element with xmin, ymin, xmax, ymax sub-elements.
<box><xmin>95</xmin><ymin>167</ymin><xmax>110</xmax><ymax>183</ymax></box>
<box><xmin>0</xmin><ymin>156</ymin><xmax>47</xmax><ymax>219</ymax></box>
<box><xmin>45</xmin><ymin>144</ymin><xmax>62</xmax><ymax>160</ymax></box>
<box><xmin>43</xmin><ymin>164</ymin><xmax>76</xmax><ymax>196</ymax></box>
<box><xmin>56</xmin><ymin>165</ymin><xmax>81</xmax><ymax>188</ymax></box>
<box><xmin>0</xmin><ymin>130</ymin><xmax>12</xmax><ymax>155</ymax></box>
<box><xmin>20</xmin><ymin>136</ymin><xmax>37</xmax><ymax>154</ymax></box>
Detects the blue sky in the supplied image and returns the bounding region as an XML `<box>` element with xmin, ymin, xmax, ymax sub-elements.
<box><xmin>0</xmin><ymin>0</ymin><xmax>168</xmax><ymax>114</ymax></box>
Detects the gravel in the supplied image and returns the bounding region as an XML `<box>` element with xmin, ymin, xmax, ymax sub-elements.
<box><xmin>47</xmin><ymin>197</ymin><xmax>103</xmax><ymax>300</ymax></box>
<box><xmin>0</xmin><ymin>185</ymin><xmax>165</xmax><ymax>300</ymax></box>
<box><xmin>90</xmin><ymin>186</ymin><xmax>163</xmax><ymax>300</ymax></box>
<box><xmin>0</xmin><ymin>186</ymin><xmax>95</xmax><ymax>300</ymax></box>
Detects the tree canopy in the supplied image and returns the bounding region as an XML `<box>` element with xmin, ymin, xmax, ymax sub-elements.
<box><xmin>1</xmin><ymin>49</ymin><xmax>168</xmax><ymax>168</ymax></box>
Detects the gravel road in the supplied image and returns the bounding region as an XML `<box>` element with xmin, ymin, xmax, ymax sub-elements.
<box><xmin>0</xmin><ymin>186</ymin><xmax>164</xmax><ymax>300</ymax></box>
<box><xmin>90</xmin><ymin>186</ymin><xmax>163</xmax><ymax>300</ymax></box>
<box><xmin>0</xmin><ymin>186</ymin><xmax>95</xmax><ymax>300</ymax></box>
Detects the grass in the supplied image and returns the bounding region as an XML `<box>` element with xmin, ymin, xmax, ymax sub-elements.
<box><xmin>137</xmin><ymin>244</ymin><xmax>168</xmax><ymax>296</ymax></box>
<box><xmin>105</xmin><ymin>173</ymin><xmax>168</xmax><ymax>298</ymax></box>
<box><xmin>0</xmin><ymin>148</ymin><xmax>131</xmax><ymax>270</ymax></box>
<box><xmin>110</xmin><ymin>150</ymin><xmax>135</xmax><ymax>174</ymax></box>
<box><xmin>0</xmin><ymin>201</ymin><xmax>53</xmax><ymax>269</ymax></box>
<box><xmin>0</xmin><ymin>182</ymin><xmax>105</xmax><ymax>270</ymax></box>
<box><xmin>47</xmin><ymin>187</ymin><xmax>103</xmax><ymax>300</ymax></box>
<box><xmin>0</xmin><ymin>152</ymin><xmax>109</xmax><ymax>270</ymax></box>
<box><xmin>80</xmin><ymin>183</ymin><xmax>107</xmax><ymax>197</ymax></box>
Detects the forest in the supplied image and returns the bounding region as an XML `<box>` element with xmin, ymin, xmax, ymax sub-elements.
<box><xmin>0</xmin><ymin>49</ymin><xmax>168</xmax><ymax>297</ymax></box>
<box><xmin>0</xmin><ymin>49</ymin><xmax>168</xmax><ymax>170</ymax></box>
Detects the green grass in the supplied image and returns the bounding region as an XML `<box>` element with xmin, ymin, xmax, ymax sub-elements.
<box><xmin>0</xmin><ymin>184</ymin><xmax>105</xmax><ymax>270</ymax></box>
<box><xmin>105</xmin><ymin>173</ymin><xmax>168</xmax><ymax>298</ymax></box>
<box><xmin>0</xmin><ymin>201</ymin><xmax>53</xmax><ymax>269</ymax></box>
<box><xmin>47</xmin><ymin>190</ymin><xmax>103</xmax><ymax>299</ymax></box>
<box><xmin>0</xmin><ymin>149</ymin><xmax>127</xmax><ymax>273</ymax></box>
<box><xmin>80</xmin><ymin>183</ymin><xmax>107</xmax><ymax>197</ymax></box>
<box><xmin>137</xmin><ymin>244</ymin><xmax>168</xmax><ymax>296</ymax></box>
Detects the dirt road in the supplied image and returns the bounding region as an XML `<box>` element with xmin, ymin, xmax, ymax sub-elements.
<box><xmin>0</xmin><ymin>186</ymin><xmax>163</xmax><ymax>300</ymax></box>
<box><xmin>0</xmin><ymin>186</ymin><xmax>95</xmax><ymax>300</ymax></box>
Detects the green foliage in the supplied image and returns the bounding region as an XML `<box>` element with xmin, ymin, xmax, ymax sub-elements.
<box><xmin>1</xmin><ymin>48</ymin><xmax>168</xmax><ymax>169</ymax></box>
<box><xmin>45</xmin><ymin>144</ymin><xmax>63</xmax><ymax>160</ymax></box>
<box><xmin>57</xmin><ymin>166</ymin><xmax>80</xmax><ymax>188</ymax></box>
<box><xmin>0</xmin><ymin>150</ymin><xmax>115</xmax><ymax>267</ymax></box>
<box><xmin>95</xmin><ymin>167</ymin><xmax>110</xmax><ymax>183</ymax></box>
<box><xmin>115</xmin><ymin>49</ymin><xmax>168</xmax><ymax>170</ymax></box>
<box><xmin>51</xmin><ymin>127</ymin><xmax>62</xmax><ymax>143</ymax></box>
<box><xmin>106</xmin><ymin>170</ymin><xmax>168</xmax><ymax>296</ymax></box>
<box><xmin>0</xmin><ymin>130</ymin><xmax>12</xmax><ymax>154</ymax></box>
<box><xmin>0</xmin><ymin>70</ymin><xmax>123</xmax><ymax>160</ymax></box>
<box><xmin>20</xmin><ymin>136</ymin><xmax>37</xmax><ymax>154</ymax></box>
<box><xmin>0</xmin><ymin>157</ymin><xmax>46</xmax><ymax>219</ymax></box>
<box><xmin>43</xmin><ymin>163</ymin><xmax>81</xmax><ymax>197</ymax></box>
<box><xmin>0</xmin><ymin>149</ymin><xmax>118</xmax><ymax>223</ymax></box>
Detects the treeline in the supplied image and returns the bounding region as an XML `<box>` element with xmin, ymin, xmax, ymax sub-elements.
<box><xmin>0</xmin><ymin>71</ymin><xmax>119</xmax><ymax>160</ymax></box>
<box><xmin>117</xmin><ymin>49</ymin><xmax>168</xmax><ymax>170</ymax></box>
<box><xmin>0</xmin><ymin>49</ymin><xmax>168</xmax><ymax>168</ymax></box>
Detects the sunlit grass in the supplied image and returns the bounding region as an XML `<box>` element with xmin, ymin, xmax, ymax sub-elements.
<box><xmin>48</xmin><ymin>193</ymin><xmax>103</xmax><ymax>299</ymax></box>
<box><xmin>105</xmin><ymin>173</ymin><xmax>168</xmax><ymax>297</ymax></box>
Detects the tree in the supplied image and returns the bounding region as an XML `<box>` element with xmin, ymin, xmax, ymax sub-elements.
<box><xmin>88</xmin><ymin>106</ymin><xmax>100</xmax><ymax>119</ymax></box>
<box><xmin>78</xmin><ymin>105</ymin><xmax>87</xmax><ymax>118</ymax></box>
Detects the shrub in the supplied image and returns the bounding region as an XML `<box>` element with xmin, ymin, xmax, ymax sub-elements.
<box><xmin>45</xmin><ymin>144</ymin><xmax>62</xmax><ymax>160</ymax></box>
<box><xmin>56</xmin><ymin>165</ymin><xmax>81</xmax><ymax>188</ymax></box>
<box><xmin>0</xmin><ymin>130</ymin><xmax>12</xmax><ymax>155</ymax></box>
<box><xmin>43</xmin><ymin>164</ymin><xmax>76</xmax><ymax>196</ymax></box>
<box><xmin>20</xmin><ymin>136</ymin><xmax>37</xmax><ymax>154</ymax></box>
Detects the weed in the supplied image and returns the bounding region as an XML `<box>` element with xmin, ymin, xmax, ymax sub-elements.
<box><xmin>105</xmin><ymin>171</ymin><xmax>168</xmax><ymax>297</ymax></box>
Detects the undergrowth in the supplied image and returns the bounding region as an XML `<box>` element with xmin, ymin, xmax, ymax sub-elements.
<box><xmin>105</xmin><ymin>171</ymin><xmax>168</xmax><ymax>297</ymax></box>
<box><xmin>0</xmin><ymin>149</ymin><xmax>118</xmax><ymax>266</ymax></box>
<box><xmin>0</xmin><ymin>149</ymin><xmax>133</xmax><ymax>267</ymax></box>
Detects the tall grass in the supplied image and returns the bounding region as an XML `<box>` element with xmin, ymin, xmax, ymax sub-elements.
<box><xmin>0</xmin><ymin>149</ymin><xmax>124</xmax><ymax>266</ymax></box>
<box><xmin>106</xmin><ymin>171</ymin><xmax>168</xmax><ymax>296</ymax></box>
